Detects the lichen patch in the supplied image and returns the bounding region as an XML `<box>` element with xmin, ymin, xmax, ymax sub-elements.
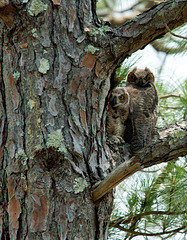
<box><xmin>46</xmin><ymin>129</ymin><xmax>67</xmax><ymax>153</ymax></box>
<box><xmin>73</xmin><ymin>177</ymin><xmax>88</xmax><ymax>194</ymax></box>
<box><xmin>38</xmin><ymin>58</ymin><xmax>50</xmax><ymax>74</ymax></box>
<box><xmin>29</xmin><ymin>0</ymin><xmax>48</xmax><ymax>16</ymax></box>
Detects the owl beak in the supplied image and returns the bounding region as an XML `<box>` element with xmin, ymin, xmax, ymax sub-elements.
<box><xmin>138</xmin><ymin>78</ymin><xmax>147</xmax><ymax>87</ymax></box>
<box><xmin>111</xmin><ymin>97</ymin><xmax>118</xmax><ymax>107</ymax></box>
<box><xmin>112</xmin><ymin>97</ymin><xmax>117</xmax><ymax>107</ymax></box>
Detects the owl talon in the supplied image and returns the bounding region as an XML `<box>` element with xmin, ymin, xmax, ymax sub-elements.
<box><xmin>107</xmin><ymin>136</ymin><xmax>125</xmax><ymax>145</ymax></box>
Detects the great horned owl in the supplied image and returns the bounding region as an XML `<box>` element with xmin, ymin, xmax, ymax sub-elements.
<box><xmin>106</xmin><ymin>87</ymin><xmax>130</xmax><ymax>143</ymax></box>
<box><xmin>124</xmin><ymin>67</ymin><xmax>158</xmax><ymax>152</ymax></box>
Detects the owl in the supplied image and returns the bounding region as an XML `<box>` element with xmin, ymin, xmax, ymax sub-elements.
<box><xmin>124</xmin><ymin>67</ymin><xmax>158</xmax><ymax>152</ymax></box>
<box><xmin>106</xmin><ymin>87</ymin><xmax>130</xmax><ymax>143</ymax></box>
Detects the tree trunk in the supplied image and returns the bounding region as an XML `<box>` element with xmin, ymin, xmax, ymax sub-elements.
<box><xmin>0</xmin><ymin>0</ymin><xmax>186</xmax><ymax>239</ymax></box>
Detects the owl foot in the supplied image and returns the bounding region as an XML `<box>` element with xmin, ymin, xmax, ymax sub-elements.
<box><xmin>107</xmin><ymin>136</ymin><xmax>125</xmax><ymax>145</ymax></box>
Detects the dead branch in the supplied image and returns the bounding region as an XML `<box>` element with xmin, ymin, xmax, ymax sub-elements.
<box><xmin>159</xmin><ymin>94</ymin><xmax>182</xmax><ymax>99</ymax></box>
<box><xmin>164</xmin><ymin>22</ymin><xmax>187</xmax><ymax>39</ymax></box>
<box><xmin>160</xmin><ymin>106</ymin><xmax>183</xmax><ymax>109</ymax></box>
<box><xmin>110</xmin><ymin>225</ymin><xmax>185</xmax><ymax>237</ymax></box>
<box><xmin>110</xmin><ymin>210</ymin><xmax>187</xmax><ymax>227</ymax></box>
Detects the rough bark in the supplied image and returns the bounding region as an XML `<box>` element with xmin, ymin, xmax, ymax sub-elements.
<box><xmin>0</xmin><ymin>0</ymin><xmax>186</xmax><ymax>239</ymax></box>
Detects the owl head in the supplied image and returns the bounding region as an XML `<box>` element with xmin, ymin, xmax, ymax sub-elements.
<box><xmin>109</xmin><ymin>87</ymin><xmax>129</xmax><ymax>108</ymax></box>
<box><xmin>126</xmin><ymin>67</ymin><xmax>154</xmax><ymax>87</ymax></box>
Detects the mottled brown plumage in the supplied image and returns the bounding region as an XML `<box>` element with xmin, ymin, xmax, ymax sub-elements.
<box><xmin>106</xmin><ymin>87</ymin><xmax>130</xmax><ymax>143</ymax></box>
<box><xmin>124</xmin><ymin>67</ymin><xmax>158</xmax><ymax>152</ymax></box>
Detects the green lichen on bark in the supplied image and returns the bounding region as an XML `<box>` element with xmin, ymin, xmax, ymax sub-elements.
<box><xmin>87</xmin><ymin>25</ymin><xmax>111</xmax><ymax>36</ymax></box>
<box><xmin>31</xmin><ymin>28</ymin><xmax>38</xmax><ymax>38</ymax></box>
<box><xmin>73</xmin><ymin>177</ymin><xmax>88</xmax><ymax>194</ymax></box>
<box><xmin>38</xmin><ymin>58</ymin><xmax>50</xmax><ymax>74</ymax></box>
<box><xmin>27</xmin><ymin>99</ymin><xmax>36</xmax><ymax>110</ymax></box>
<box><xmin>13</xmin><ymin>71</ymin><xmax>20</xmax><ymax>81</ymax></box>
<box><xmin>85</xmin><ymin>45</ymin><xmax>100</xmax><ymax>54</ymax></box>
<box><xmin>29</xmin><ymin>0</ymin><xmax>48</xmax><ymax>16</ymax></box>
<box><xmin>46</xmin><ymin>129</ymin><xmax>67</xmax><ymax>153</ymax></box>
<box><xmin>15</xmin><ymin>149</ymin><xmax>28</xmax><ymax>166</ymax></box>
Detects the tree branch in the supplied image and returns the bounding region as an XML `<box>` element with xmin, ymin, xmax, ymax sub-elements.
<box><xmin>92</xmin><ymin>159</ymin><xmax>142</xmax><ymax>202</ymax></box>
<box><xmin>111</xmin><ymin>225</ymin><xmax>185</xmax><ymax>237</ymax></box>
<box><xmin>110</xmin><ymin>210</ymin><xmax>187</xmax><ymax>226</ymax></box>
<box><xmin>98</xmin><ymin>0</ymin><xmax>187</xmax><ymax>62</ymax></box>
<box><xmin>160</xmin><ymin>94</ymin><xmax>182</xmax><ymax>99</ymax></box>
<box><xmin>160</xmin><ymin>105</ymin><xmax>183</xmax><ymax>109</ymax></box>
<box><xmin>164</xmin><ymin>22</ymin><xmax>187</xmax><ymax>39</ymax></box>
<box><xmin>92</xmin><ymin>120</ymin><xmax>187</xmax><ymax>202</ymax></box>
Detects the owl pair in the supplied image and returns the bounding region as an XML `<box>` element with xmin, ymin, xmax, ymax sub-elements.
<box><xmin>106</xmin><ymin>67</ymin><xmax>158</xmax><ymax>153</ymax></box>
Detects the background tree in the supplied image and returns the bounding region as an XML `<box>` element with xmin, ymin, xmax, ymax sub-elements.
<box><xmin>0</xmin><ymin>0</ymin><xmax>186</xmax><ymax>239</ymax></box>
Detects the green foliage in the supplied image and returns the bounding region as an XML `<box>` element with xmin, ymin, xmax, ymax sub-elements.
<box><xmin>156</xmin><ymin>75</ymin><xmax>187</xmax><ymax>127</ymax></box>
<box><xmin>109</xmin><ymin>161</ymin><xmax>187</xmax><ymax>240</ymax></box>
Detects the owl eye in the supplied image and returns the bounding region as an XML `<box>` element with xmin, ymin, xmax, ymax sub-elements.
<box><xmin>131</xmin><ymin>75</ymin><xmax>136</xmax><ymax>81</ymax></box>
<box><xmin>146</xmin><ymin>73</ymin><xmax>152</xmax><ymax>81</ymax></box>
<box><xmin>119</xmin><ymin>95</ymin><xmax>124</xmax><ymax>100</ymax></box>
<box><xmin>128</xmin><ymin>73</ymin><xmax>137</xmax><ymax>82</ymax></box>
